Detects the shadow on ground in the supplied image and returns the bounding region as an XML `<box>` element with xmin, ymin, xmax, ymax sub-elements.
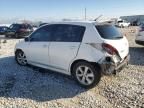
<box><xmin>0</xmin><ymin>56</ymin><xmax>86</xmax><ymax>102</ymax></box>
<box><xmin>129</xmin><ymin>46</ymin><xmax>144</xmax><ymax>66</ymax></box>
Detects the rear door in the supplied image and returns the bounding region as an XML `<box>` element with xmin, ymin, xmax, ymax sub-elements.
<box><xmin>49</xmin><ymin>24</ymin><xmax>85</xmax><ymax>74</ymax></box>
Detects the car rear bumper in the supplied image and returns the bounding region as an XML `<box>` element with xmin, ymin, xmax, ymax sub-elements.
<box><xmin>99</xmin><ymin>54</ymin><xmax>130</xmax><ymax>75</ymax></box>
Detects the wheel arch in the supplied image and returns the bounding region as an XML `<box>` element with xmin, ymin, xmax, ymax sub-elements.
<box><xmin>15</xmin><ymin>49</ymin><xmax>24</xmax><ymax>55</ymax></box>
<box><xmin>70</xmin><ymin>59</ymin><xmax>101</xmax><ymax>76</ymax></box>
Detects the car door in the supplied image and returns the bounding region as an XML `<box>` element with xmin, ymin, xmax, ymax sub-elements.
<box><xmin>49</xmin><ymin>24</ymin><xmax>86</xmax><ymax>74</ymax></box>
<box><xmin>27</xmin><ymin>25</ymin><xmax>53</xmax><ymax>66</ymax></box>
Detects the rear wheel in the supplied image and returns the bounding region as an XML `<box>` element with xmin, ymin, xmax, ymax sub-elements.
<box><xmin>73</xmin><ymin>62</ymin><xmax>101</xmax><ymax>88</ymax></box>
<box><xmin>15</xmin><ymin>50</ymin><xmax>27</xmax><ymax>66</ymax></box>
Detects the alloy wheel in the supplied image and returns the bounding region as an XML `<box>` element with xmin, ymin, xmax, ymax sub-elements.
<box><xmin>16</xmin><ymin>51</ymin><xmax>27</xmax><ymax>66</ymax></box>
<box><xmin>76</xmin><ymin>66</ymin><xmax>95</xmax><ymax>85</ymax></box>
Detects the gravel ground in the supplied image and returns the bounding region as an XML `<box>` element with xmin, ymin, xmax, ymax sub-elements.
<box><xmin>0</xmin><ymin>27</ymin><xmax>144</xmax><ymax>108</ymax></box>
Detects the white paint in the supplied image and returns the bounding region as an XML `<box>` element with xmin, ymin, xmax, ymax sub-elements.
<box><xmin>15</xmin><ymin>21</ymin><xmax>129</xmax><ymax>76</ymax></box>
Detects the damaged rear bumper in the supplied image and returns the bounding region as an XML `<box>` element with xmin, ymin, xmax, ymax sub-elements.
<box><xmin>99</xmin><ymin>54</ymin><xmax>130</xmax><ymax>75</ymax></box>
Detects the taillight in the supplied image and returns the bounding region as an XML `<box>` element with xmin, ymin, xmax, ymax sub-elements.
<box><xmin>102</xmin><ymin>43</ymin><xmax>118</xmax><ymax>55</ymax></box>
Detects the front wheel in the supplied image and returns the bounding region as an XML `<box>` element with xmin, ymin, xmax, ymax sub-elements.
<box><xmin>15</xmin><ymin>50</ymin><xmax>27</xmax><ymax>66</ymax></box>
<box><xmin>73</xmin><ymin>62</ymin><xmax>101</xmax><ymax>88</ymax></box>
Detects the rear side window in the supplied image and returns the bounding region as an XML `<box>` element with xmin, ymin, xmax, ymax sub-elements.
<box><xmin>96</xmin><ymin>25</ymin><xmax>123</xmax><ymax>39</ymax></box>
<box><xmin>52</xmin><ymin>24</ymin><xmax>85</xmax><ymax>42</ymax></box>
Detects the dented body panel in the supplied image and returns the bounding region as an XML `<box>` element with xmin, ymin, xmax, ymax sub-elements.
<box><xmin>98</xmin><ymin>54</ymin><xmax>130</xmax><ymax>75</ymax></box>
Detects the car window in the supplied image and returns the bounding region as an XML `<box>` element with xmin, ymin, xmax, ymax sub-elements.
<box><xmin>96</xmin><ymin>25</ymin><xmax>123</xmax><ymax>39</ymax></box>
<box><xmin>118</xmin><ymin>21</ymin><xmax>123</xmax><ymax>23</ymax></box>
<box><xmin>21</xmin><ymin>25</ymin><xmax>26</xmax><ymax>29</ymax></box>
<box><xmin>28</xmin><ymin>25</ymin><xmax>33</xmax><ymax>29</ymax></box>
<box><xmin>9</xmin><ymin>24</ymin><xmax>21</xmax><ymax>30</ymax></box>
<box><xmin>30</xmin><ymin>25</ymin><xmax>53</xmax><ymax>42</ymax></box>
<box><xmin>25</xmin><ymin>24</ymin><xmax>33</xmax><ymax>29</ymax></box>
<box><xmin>52</xmin><ymin>24</ymin><xmax>85</xmax><ymax>42</ymax></box>
<box><xmin>3</xmin><ymin>27</ymin><xmax>8</xmax><ymax>30</ymax></box>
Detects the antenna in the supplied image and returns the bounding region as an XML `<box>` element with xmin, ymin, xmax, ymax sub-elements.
<box><xmin>94</xmin><ymin>15</ymin><xmax>103</xmax><ymax>21</ymax></box>
<box><xmin>85</xmin><ymin>8</ymin><xmax>87</xmax><ymax>20</ymax></box>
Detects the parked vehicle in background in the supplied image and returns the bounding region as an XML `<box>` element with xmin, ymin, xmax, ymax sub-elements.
<box><xmin>117</xmin><ymin>20</ymin><xmax>130</xmax><ymax>27</ymax></box>
<box><xmin>32</xmin><ymin>25</ymin><xmax>38</xmax><ymax>31</ymax></box>
<box><xmin>131</xmin><ymin>20</ymin><xmax>138</xmax><ymax>26</ymax></box>
<box><xmin>135</xmin><ymin>23</ymin><xmax>144</xmax><ymax>45</ymax></box>
<box><xmin>0</xmin><ymin>26</ymin><xmax>9</xmax><ymax>35</ymax></box>
<box><xmin>5</xmin><ymin>23</ymin><xmax>33</xmax><ymax>38</ymax></box>
<box><xmin>15</xmin><ymin>21</ymin><xmax>129</xmax><ymax>88</ymax></box>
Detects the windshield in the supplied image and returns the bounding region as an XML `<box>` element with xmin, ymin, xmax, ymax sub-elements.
<box><xmin>9</xmin><ymin>24</ymin><xmax>21</xmax><ymax>30</ymax></box>
<box><xmin>96</xmin><ymin>25</ymin><xmax>123</xmax><ymax>39</ymax></box>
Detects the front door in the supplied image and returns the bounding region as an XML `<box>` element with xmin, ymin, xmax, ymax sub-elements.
<box><xmin>26</xmin><ymin>25</ymin><xmax>53</xmax><ymax>66</ymax></box>
<box><xmin>27</xmin><ymin>42</ymin><xmax>49</xmax><ymax>66</ymax></box>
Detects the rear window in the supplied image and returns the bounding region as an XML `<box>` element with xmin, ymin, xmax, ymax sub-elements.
<box><xmin>96</xmin><ymin>25</ymin><xmax>123</xmax><ymax>39</ymax></box>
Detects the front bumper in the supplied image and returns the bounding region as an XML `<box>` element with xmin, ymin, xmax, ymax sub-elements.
<box><xmin>99</xmin><ymin>54</ymin><xmax>130</xmax><ymax>75</ymax></box>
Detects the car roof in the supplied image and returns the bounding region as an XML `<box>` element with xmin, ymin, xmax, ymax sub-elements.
<box><xmin>42</xmin><ymin>21</ymin><xmax>113</xmax><ymax>27</ymax></box>
<box><xmin>43</xmin><ymin>20</ymin><xmax>97</xmax><ymax>26</ymax></box>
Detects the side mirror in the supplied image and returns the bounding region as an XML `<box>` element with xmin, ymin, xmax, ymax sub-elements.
<box><xmin>25</xmin><ymin>37</ymin><xmax>29</xmax><ymax>42</ymax></box>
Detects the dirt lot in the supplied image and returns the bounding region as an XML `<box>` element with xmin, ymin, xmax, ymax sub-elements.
<box><xmin>0</xmin><ymin>27</ymin><xmax>144</xmax><ymax>108</ymax></box>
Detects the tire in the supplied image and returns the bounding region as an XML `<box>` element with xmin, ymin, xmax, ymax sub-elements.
<box><xmin>72</xmin><ymin>61</ymin><xmax>101</xmax><ymax>89</ymax></box>
<box><xmin>15</xmin><ymin>50</ymin><xmax>27</xmax><ymax>66</ymax></box>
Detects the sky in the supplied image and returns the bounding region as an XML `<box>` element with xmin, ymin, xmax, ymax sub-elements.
<box><xmin>0</xmin><ymin>0</ymin><xmax>144</xmax><ymax>21</ymax></box>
